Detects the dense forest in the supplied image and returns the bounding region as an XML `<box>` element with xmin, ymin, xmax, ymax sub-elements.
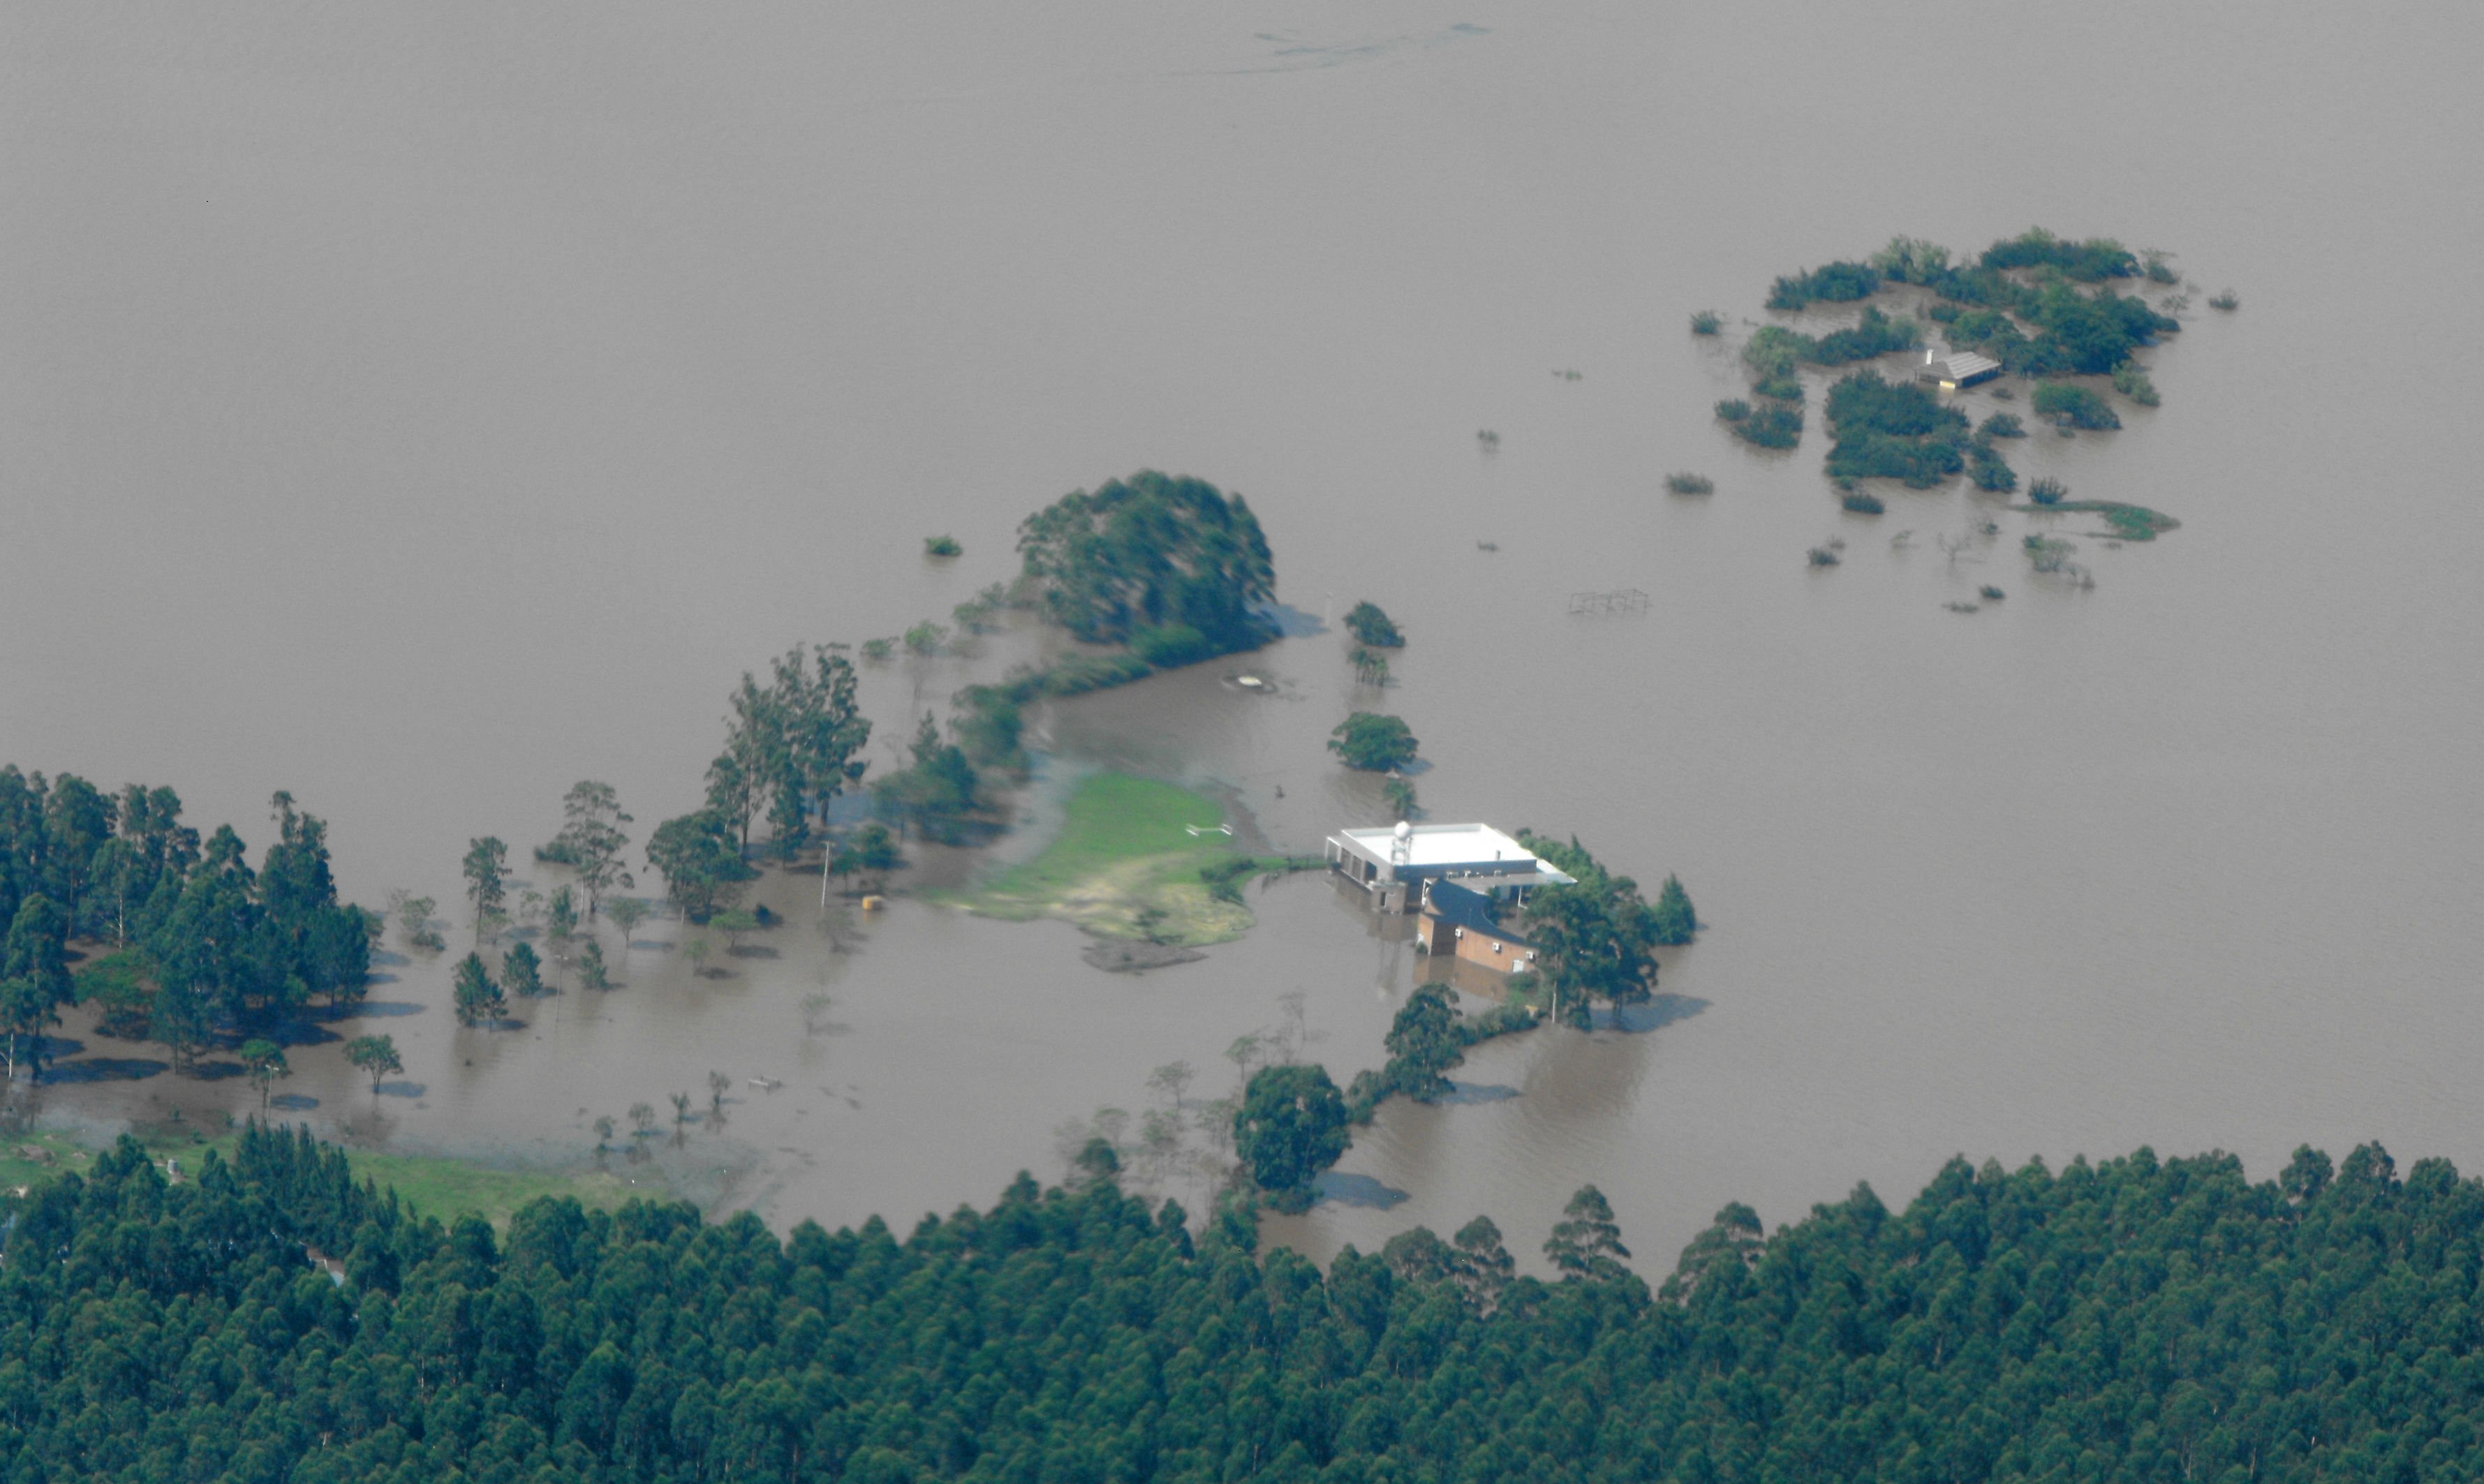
<box><xmin>0</xmin><ymin>771</ymin><xmax>369</xmax><ymax>1076</ymax></box>
<box><xmin>7</xmin><ymin>1126</ymin><xmax>2484</xmax><ymax>1483</ymax></box>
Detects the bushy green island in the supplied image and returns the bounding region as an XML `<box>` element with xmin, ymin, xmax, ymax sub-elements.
<box><xmin>1703</xmin><ymin>230</ymin><xmax>2194</xmax><ymax>526</ymax></box>
<box><xmin>10</xmin><ymin>1123</ymin><xmax>2484</xmax><ymax>1483</ymax></box>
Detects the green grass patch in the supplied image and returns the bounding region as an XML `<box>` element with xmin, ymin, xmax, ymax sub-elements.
<box><xmin>949</xmin><ymin>772</ymin><xmax>1255</xmax><ymax>944</ymax></box>
<box><xmin>4</xmin><ymin>1124</ymin><xmax>634</xmax><ymax>1229</ymax></box>
<box><xmin>337</xmin><ymin>1148</ymin><xmax>634</xmax><ymax>1227</ymax></box>
<box><xmin>2016</xmin><ymin>500</ymin><xmax>2181</xmax><ymax>540</ymax></box>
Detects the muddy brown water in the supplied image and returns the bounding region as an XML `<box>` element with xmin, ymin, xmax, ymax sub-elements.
<box><xmin>6</xmin><ymin>3</ymin><xmax>2484</xmax><ymax>1273</ymax></box>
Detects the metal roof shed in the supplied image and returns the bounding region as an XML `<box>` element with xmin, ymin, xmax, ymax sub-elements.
<box><xmin>1915</xmin><ymin>349</ymin><xmax>2002</xmax><ymax>389</ymax></box>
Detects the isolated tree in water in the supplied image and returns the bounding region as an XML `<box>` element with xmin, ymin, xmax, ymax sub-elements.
<box><xmin>500</xmin><ymin>941</ymin><xmax>545</xmax><ymax>998</ymax></box>
<box><xmin>344</xmin><ymin>1034</ymin><xmax>401</xmax><ymax>1096</ymax></box>
<box><xmin>452</xmin><ymin>953</ymin><xmax>505</xmax><ymax>1027</ymax></box>
<box><xmin>1650</xmin><ymin>873</ymin><xmax>1698</xmax><ymax>945</ymax></box>
<box><xmin>605</xmin><ymin>898</ymin><xmax>650</xmax><ymax>963</ymax></box>
<box><xmin>549</xmin><ymin>782</ymin><xmax>634</xmax><ymax>917</ymax></box>
<box><xmin>461</xmin><ymin>837</ymin><xmax>508</xmax><ymax>944</ymax></box>
<box><xmin>645</xmin><ymin>809</ymin><xmax>752</xmax><ymax>921</ymax></box>
<box><xmin>0</xmin><ymin>974</ymin><xmax>57</xmax><ymax>1084</ymax></box>
<box><xmin>1328</xmin><ymin>713</ymin><xmax>1419</xmax><ymax>772</ymax></box>
<box><xmin>1236</xmin><ymin>1063</ymin><xmax>1350</xmax><ymax>1208</ymax></box>
<box><xmin>240</xmin><ymin>1039</ymin><xmax>290</xmax><ymax>1111</ymax></box>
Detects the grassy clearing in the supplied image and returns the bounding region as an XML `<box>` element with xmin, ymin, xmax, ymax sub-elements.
<box><xmin>949</xmin><ymin>772</ymin><xmax>1254</xmax><ymax>944</ymax></box>
<box><xmin>2017</xmin><ymin>500</ymin><xmax>2181</xmax><ymax>540</ymax></box>
<box><xmin>1</xmin><ymin>1122</ymin><xmax>635</xmax><ymax>1229</ymax></box>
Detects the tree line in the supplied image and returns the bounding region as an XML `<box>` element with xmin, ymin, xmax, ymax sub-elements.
<box><xmin>1</xmin><ymin>771</ymin><xmax>370</xmax><ymax>1078</ymax></box>
<box><xmin>6</xmin><ymin>1123</ymin><xmax>2483</xmax><ymax>1483</ymax></box>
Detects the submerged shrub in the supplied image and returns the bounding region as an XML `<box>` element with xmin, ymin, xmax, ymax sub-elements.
<box><xmin>2032</xmin><ymin>382</ymin><xmax>2122</xmax><ymax>430</ymax></box>
<box><xmin>2112</xmin><ymin>362</ymin><xmax>2161</xmax><ymax>407</ymax></box>
<box><xmin>1733</xmin><ymin>404</ymin><xmax>1805</xmax><ymax>450</ymax></box>
<box><xmin>1840</xmin><ymin>491</ymin><xmax>1886</xmax><ymax>514</ymax></box>
<box><xmin>2029</xmin><ymin>477</ymin><xmax>2069</xmax><ymax>505</ymax></box>
<box><xmin>2209</xmin><ymin>290</ymin><xmax>2240</xmax><ymax>311</ymax></box>
<box><xmin>1767</xmin><ymin>261</ymin><xmax>1882</xmax><ymax>311</ymax></box>
<box><xmin>1664</xmin><ymin>473</ymin><xmax>1715</xmax><ymax>495</ymax></box>
<box><xmin>1690</xmin><ymin>310</ymin><xmax>1723</xmax><ymax>336</ymax></box>
<box><xmin>1979</xmin><ymin>411</ymin><xmax>2028</xmax><ymax>438</ymax></box>
<box><xmin>924</xmin><ymin>534</ymin><xmax>963</xmax><ymax>557</ymax></box>
<box><xmin>1969</xmin><ymin>445</ymin><xmax>2018</xmax><ymax>492</ymax></box>
<box><xmin>1806</xmin><ymin>545</ymin><xmax>1842</xmax><ymax>567</ymax></box>
<box><xmin>1715</xmin><ymin>398</ymin><xmax>1752</xmax><ymax>423</ymax></box>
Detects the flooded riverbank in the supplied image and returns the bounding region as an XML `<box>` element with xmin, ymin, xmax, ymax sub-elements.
<box><xmin>7</xmin><ymin>3</ymin><xmax>2484</xmax><ymax>1272</ymax></box>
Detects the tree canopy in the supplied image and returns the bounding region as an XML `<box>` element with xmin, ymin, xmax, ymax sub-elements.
<box><xmin>1514</xmin><ymin>831</ymin><xmax>1663</xmax><ymax>1027</ymax></box>
<box><xmin>1016</xmin><ymin>471</ymin><xmax>1277</xmax><ymax>658</ymax></box>
<box><xmin>644</xmin><ymin>808</ymin><xmax>755</xmax><ymax>922</ymax></box>
<box><xmin>1328</xmin><ymin>713</ymin><xmax>1419</xmax><ymax>772</ymax></box>
<box><xmin>1235</xmin><ymin>1062</ymin><xmax>1350</xmax><ymax>1205</ymax></box>
<box><xmin>8</xmin><ymin>1127</ymin><xmax>2484</xmax><ymax>1483</ymax></box>
<box><xmin>0</xmin><ymin>771</ymin><xmax>369</xmax><ymax>1074</ymax></box>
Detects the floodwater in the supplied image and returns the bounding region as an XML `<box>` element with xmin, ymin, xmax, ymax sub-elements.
<box><xmin>7</xmin><ymin>3</ymin><xmax>2484</xmax><ymax>1272</ymax></box>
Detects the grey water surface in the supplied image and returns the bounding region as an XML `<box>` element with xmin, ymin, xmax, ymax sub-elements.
<box><xmin>5</xmin><ymin>2</ymin><xmax>2482</xmax><ymax>1275</ymax></box>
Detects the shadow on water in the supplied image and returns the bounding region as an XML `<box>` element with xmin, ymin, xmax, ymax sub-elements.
<box><xmin>375</xmin><ymin>1081</ymin><xmax>427</xmax><ymax>1099</ymax></box>
<box><xmin>730</xmin><ymin>946</ymin><xmax>781</xmax><ymax>960</ymax></box>
<box><xmin>270</xmin><ymin>1093</ymin><xmax>318</xmax><ymax>1111</ymax></box>
<box><xmin>271</xmin><ymin>1023</ymin><xmax>343</xmax><ymax>1048</ymax></box>
<box><xmin>191</xmin><ymin>1060</ymin><xmax>245</xmax><ymax>1081</ymax></box>
<box><xmin>1593</xmin><ymin>995</ymin><xmax>1709</xmax><ymax>1033</ymax></box>
<box><xmin>1252</xmin><ymin>601</ymin><xmax>1329</xmax><ymax>638</ymax></box>
<box><xmin>1315</xmin><ymin>1171</ymin><xmax>1411</xmax><ymax>1208</ymax></box>
<box><xmin>370</xmin><ymin>950</ymin><xmax>412</xmax><ymax>967</ymax></box>
<box><xmin>342</xmin><ymin>1001</ymin><xmax>427</xmax><ymax>1019</ymax></box>
<box><xmin>1438</xmin><ymin>1081</ymin><xmax>1522</xmax><ymax>1104</ymax></box>
<box><xmin>42</xmin><ymin>1057</ymin><xmax>168</xmax><ymax>1084</ymax></box>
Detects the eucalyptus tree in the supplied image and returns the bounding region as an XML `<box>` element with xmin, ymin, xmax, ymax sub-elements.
<box><xmin>605</xmin><ymin>897</ymin><xmax>651</xmax><ymax>960</ymax></box>
<box><xmin>461</xmin><ymin>837</ymin><xmax>508</xmax><ymax>944</ymax></box>
<box><xmin>549</xmin><ymin>782</ymin><xmax>633</xmax><ymax>917</ymax></box>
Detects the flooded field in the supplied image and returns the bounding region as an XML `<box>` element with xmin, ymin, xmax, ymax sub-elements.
<box><xmin>6</xmin><ymin>2</ymin><xmax>2484</xmax><ymax>1271</ymax></box>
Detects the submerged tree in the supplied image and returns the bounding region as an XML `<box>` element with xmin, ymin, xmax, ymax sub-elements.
<box><xmin>1329</xmin><ymin>713</ymin><xmax>1419</xmax><ymax>772</ymax></box>
<box><xmin>240</xmin><ymin>1039</ymin><xmax>290</xmax><ymax>1111</ymax></box>
<box><xmin>545</xmin><ymin>782</ymin><xmax>635</xmax><ymax>917</ymax></box>
<box><xmin>645</xmin><ymin>810</ymin><xmax>753</xmax><ymax>922</ymax></box>
<box><xmin>1515</xmin><ymin>832</ymin><xmax>1663</xmax><ymax>1027</ymax></box>
<box><xmin>344</xmin><ymin>1033</ymin><xmax>401</xmax><ymax>1096</ymax></box>
<box><xmin>452</xmin><ymin>953</ymin><xmax>505</xmax><ymax>1027</ymax></box>
<box><xmin>1236</xmin><ymin>1063</ymin><xmax>1350</xmax><ymax>1210</ymax></box>
<box><xmin>1651</xmin><ymin>873</ymin><xmax>1698</xmax><ymax>945</ymax></box>
<box><xmin>461</xmin><ymin>838</ymin><xmax>508</xmax><ymax>944</ymax></box>
<box><xmin>1016</xmin><ymin>471</ymin><xmax>1277</xmax><ymax>657</ymax></box>
<box><xmin>501</xmin><ymin>941</ymin><xmax>545</xmax><ymax>999</ymax></box>
<box><xmin>605</xmin><ymin>898</ymin><xmax>651</xmax><ymax>959</ymax></box>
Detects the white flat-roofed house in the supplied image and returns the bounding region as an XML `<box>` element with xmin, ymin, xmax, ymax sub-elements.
<box><xmin>1324</xmin><ymin>821</ymin><xmax>1576</xmax><ymax>913</ymax></box>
